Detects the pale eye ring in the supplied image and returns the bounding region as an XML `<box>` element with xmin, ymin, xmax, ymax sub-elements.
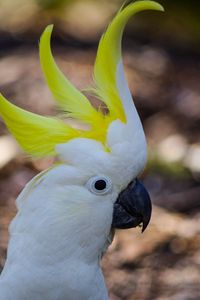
<box><xmin>86</xmin><ymin>175</ymin><xmax>112</xmax><ymax>195</ymax></box>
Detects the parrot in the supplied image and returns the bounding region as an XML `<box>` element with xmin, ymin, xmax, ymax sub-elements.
<box><xmin>0</xmin><ymin>1</ymin><xmax>164</xmax><ymax>299</ymax></box>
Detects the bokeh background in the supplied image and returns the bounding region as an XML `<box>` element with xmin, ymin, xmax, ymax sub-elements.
<box><xmin>0</xmin><ymin>0</ymin><xmax>199</xmax><ymax>299</ymax></box>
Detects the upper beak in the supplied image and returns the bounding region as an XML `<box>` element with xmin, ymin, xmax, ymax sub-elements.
<box><xmin>112</xmin><ymin>179</ymin><xmax>152</xmax><ymax>232</ymax></box>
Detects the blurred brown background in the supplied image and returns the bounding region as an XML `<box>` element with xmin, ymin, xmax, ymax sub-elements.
<box><xmin>0</xmin><ymin>1</ymin><xmax>199</xmax><ymax>299</ymax></box>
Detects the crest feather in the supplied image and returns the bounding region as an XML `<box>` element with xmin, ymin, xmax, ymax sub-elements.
<box><xmin>93</xmin><ymin>0</ymin><xmax>164</xmax><ymax>121</ymax></box>
<box><xmin>0</xmin><ymin>94</ymin><xmax>80</xmax><ymax>157</ymax></box>
<box><xmin>39</xmin><ymin>25</ymin><xmax>104</xmax><ymax>128</ymax></box>
<box><xmin>0</xmin><ymin>1</ymin><xmax>164</xmax><ymax>158</ymax></box>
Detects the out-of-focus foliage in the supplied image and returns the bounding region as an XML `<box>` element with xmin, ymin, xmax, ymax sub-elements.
<box><xmin>36</xmin><ymin>0</ymin><xmax>73</xmax><ymax>10</ymax></box>
<box><xmin>0</xmin><ymin>0</ymin><xmax>199</xmax><ymax>50</ymax></box>
<box><xmin>136</xmin><ymin>0</ymin><xmax>200</xmax><ymax>51</ymax></box>
<box><xmin>0</xmin><ymin>0</ymin><xmax>115</xmax><ymax>39</ymax></box>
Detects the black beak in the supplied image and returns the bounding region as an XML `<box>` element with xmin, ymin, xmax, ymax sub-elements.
<box><xmin>112</xmin><ymin>179</ymin><xmax>152</xmax><ymax>232</ymax></box>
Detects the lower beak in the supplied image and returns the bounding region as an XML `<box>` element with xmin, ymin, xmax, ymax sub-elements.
<box><xmin>112</xmin><ymin>179</ymin><xmax>152</xmax><ymax>232</ymax></box>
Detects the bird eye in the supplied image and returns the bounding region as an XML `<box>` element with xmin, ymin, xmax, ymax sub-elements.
<box><xmin>86</xmin><ymin>176</ymin><xmax>112</xmax><ymax>195</ymax></box>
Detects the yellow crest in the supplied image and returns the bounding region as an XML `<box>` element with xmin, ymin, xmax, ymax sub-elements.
<box><xmin>0</xmin><ymin>1</ymin><xmax>164</xmax><ymax>157</ymax></box>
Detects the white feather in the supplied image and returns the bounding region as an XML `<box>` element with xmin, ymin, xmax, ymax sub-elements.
<box><xmin>0</xmin><ymin>163</ymin><xmax>117</xmax><ymax>299</ymax></box>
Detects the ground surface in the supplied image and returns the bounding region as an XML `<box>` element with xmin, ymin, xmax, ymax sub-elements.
<box><xmin>0</xmin><ymin>42</ymin><xmax>199</xmax><ymax>299</ymax></box>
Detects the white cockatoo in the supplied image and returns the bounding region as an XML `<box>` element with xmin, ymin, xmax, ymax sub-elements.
<box><xmin>0</xmin><ymin>1</ymin><xmax>163</xmax><ymax>299</ymax></box>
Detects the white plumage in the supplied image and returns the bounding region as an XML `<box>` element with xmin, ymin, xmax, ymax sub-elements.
<box><xmin>0</xmin><ymin>1</ymin><xmax>164</xmax><ymax>299</ymax></box>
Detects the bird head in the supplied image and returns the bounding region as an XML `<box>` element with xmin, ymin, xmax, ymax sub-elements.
<box><xmin>0</xmin><ymin>1</ymin><xmax>164</xmax><ymax>260</ymax></box>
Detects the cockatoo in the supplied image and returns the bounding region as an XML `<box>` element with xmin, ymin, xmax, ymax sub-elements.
<box><xmin>0</xmin><ymin>1</ymin><xmax>163</xmax><ymax>299</ymax></box>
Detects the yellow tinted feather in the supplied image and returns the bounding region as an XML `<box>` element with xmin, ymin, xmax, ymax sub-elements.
<box><xmin>94</xmin><ymin>1</ymin><xmax>164</xmax><ymax>122</ymax></box>
<box><xmin>0</xmin><ymin>94</ymin><xmax>80</xmax><ymax>157</ymax></box>
<box><xmin>0</xmin><ymin>1</ymin><xmax>164</xmax><ymax>157</ymax></box>
<box><xmin>39</xmin><ymin>25</ymin><xmax>104</xmax><ymax>128</ymax></box>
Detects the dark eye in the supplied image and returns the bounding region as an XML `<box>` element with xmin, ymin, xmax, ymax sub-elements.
<box><xmin>86</xmin><ymin>176</ymin><xmax>112</xmax><ymax>195</ymax></box>
<box><xmin>94</xmin><ymin>179</ymin><xmax>107</xmax><ymax>190</ymax></box>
